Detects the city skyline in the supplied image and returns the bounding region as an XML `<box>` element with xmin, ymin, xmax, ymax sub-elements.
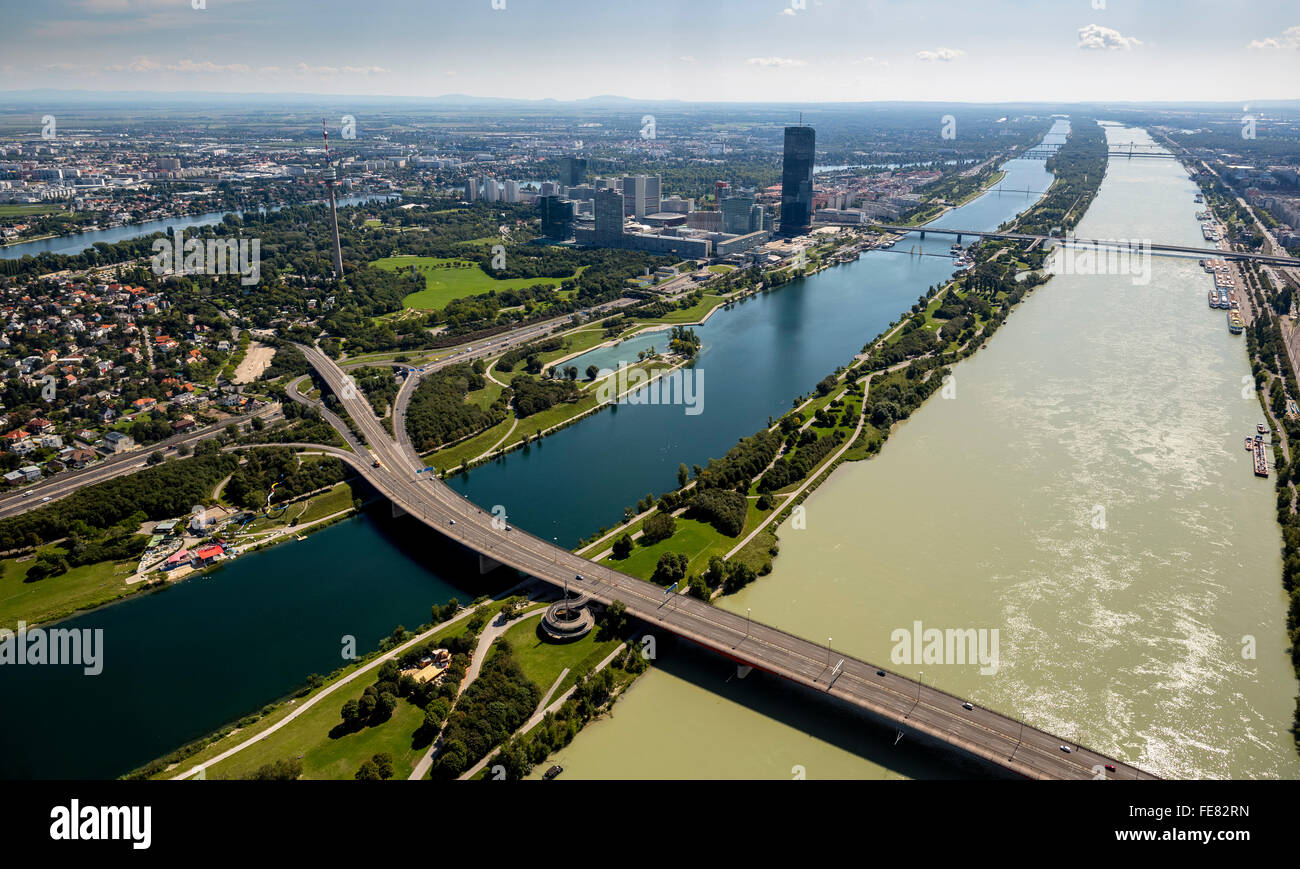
<box><xmin>2</xmin><ymin>0</ymin><xmax>1298</xmax><ymax>103</ymax></box>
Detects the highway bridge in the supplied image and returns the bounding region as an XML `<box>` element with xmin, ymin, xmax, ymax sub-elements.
<box><xmin>871</xmin><ymin>224</ymin><xmax>1300</xmax><ymax>267</ymax></box>
<box><xmin>291</xmin><ymin>341</ymin><xmax>1156</xmax><ymax>780</ymax></box>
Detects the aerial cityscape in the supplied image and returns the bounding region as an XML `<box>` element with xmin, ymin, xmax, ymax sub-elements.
<box><xmin>0</xmin><ymin>0</ymin><xmax>1297</xmax><ymax>848</ymax></box>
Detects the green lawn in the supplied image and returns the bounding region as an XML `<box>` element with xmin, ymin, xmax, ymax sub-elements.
<box><xmin>500</xmin><ymin>612</ymin><xmax>621</xmax><ymax>699</ymax></box>
<box><xmin>424</xmin><ymin>418</ymin><xmax>513</xmax><ymax>472</ymax></box>
<box><xmin>0</xmin><ymin>204</ymin><xmax>65</xmax><ymax>218</ymax></box>
<box><xmin>371</xmin><ymin>255</ymin><xmax>574</xmax><ymax>311</ymax></box>
<box><xmin>203</xmin><ymin>675</ymin><xmax>429</xmax><ymax>780</ymax></box>
<box><xmin>0</xmin><ymin>546</ymin><xmax>141</xmax><ymax>631</ymax></box>
<box><xmin>601</xmin><ymin>516</ymin><xmax>732</xmax><ymax>582</ymax></box>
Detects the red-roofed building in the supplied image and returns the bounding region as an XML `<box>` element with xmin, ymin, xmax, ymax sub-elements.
<box><xmin>193</xmin><ymin>545</ymin><xmax>224</xmax><ymax>565</ymax></box>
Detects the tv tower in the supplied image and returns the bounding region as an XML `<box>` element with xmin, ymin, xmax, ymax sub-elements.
<box><xmin>321</xmin><ymin>119</ymin><xmax>344</xmax><ymax>278</ymax></box>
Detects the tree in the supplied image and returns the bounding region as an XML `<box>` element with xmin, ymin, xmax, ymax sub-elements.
<box><xmin>612</xmin><ymin>532</ymin><xmax>634</xmax><ymax>559</ymax></box>
<box><xmin>340</xmin><ymin>698</ymin><xmax>360</xmax><ymax>728</ymax></box>
<box><xmin>651</xmin><ymin>551</ymin><xmax>688</xmax><ymax>585</ymax></box>
<box><xmin>586</xmin><ymin>364</ymin><xmax>599</xmax><ymax>381</ymax></box>
<box><xmin>355</xmin><ymin>760</ymin><xmax>381</xmax><ymax>780</ymax></box>
<box><xmin>372</xmin><ymin>752</ymin><xmax>395</xmax><ymax>780</ymax></box>
<box><xmin>146</xmin><ymin>451</ymin><xmax>164</xmax><ymax>466</ymax></box>
<box><xmin>677</xmin><ymin>462</ymin><xmax>689</xmax><ymax>487</ymax></box>
<box><xmin>641</xmin><ymin>511</ymin><xmax>676</xmax><ymax>545</ymax></box>
<box><xmin>598</xmin><ymin>600</ymin><xmax>628</xmax><ymax>639</ymax></box>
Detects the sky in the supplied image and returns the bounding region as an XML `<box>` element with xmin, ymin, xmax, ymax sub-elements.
<box><xmin>1</xmin><ymin>0</ymin><xmax>1298</xmax><ymax>103</ymax></box>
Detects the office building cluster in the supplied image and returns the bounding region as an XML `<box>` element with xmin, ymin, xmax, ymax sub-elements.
<box><xmin>539</xmin><ymin>159</ymin><xmax>773</xmax><ymax>261</ymax></box>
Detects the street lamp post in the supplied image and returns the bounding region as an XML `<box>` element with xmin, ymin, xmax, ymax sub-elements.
<box><xmin>745</xmin><ymin>607</ymin><xmax>751</xmax><ymax>639</ymax></box>
<box><xmin>827</xmin><ymin>637</ymin><xmax>832</xmax><ymax>667</ymax></box>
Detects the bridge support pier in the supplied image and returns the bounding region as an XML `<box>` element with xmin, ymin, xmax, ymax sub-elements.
<box><xmin>918</xmin><ymin>230</ymin><xmax>925</xmax><ymax>239</ymax></box>
<box><xmin>391</xmin><ymin>501</ymin><xmax>407</xmax><ymax>519</ymax></box>
<box><xmin>478</xmin><ymin>553</ymin><xmax>502</xmax><ymax>575</ymax></box>
<box><xmin>736</xmin><ymin>664</ymin><xmax>753</xmax><ymax>680</ymax></box>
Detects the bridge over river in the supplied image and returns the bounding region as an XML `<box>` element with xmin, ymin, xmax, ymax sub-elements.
<box><xmin>872</xmin><ymin>224</ymin><xmax>1300</xmax><ymax>267</ymax></box>
<box><xmin>290</xmin><ymin>342</ymin><xmax>1156</xmax><ymax>780</ymax></box>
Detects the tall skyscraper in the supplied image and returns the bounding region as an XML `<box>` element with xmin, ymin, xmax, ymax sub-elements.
<box><xmin>622</xmin><ymin>175</ymin><xmax>644</xmax><ymax>217</ymax></box>
<box><xmin>504</xmin><ymin>179</ymin><xmax>520</xmax><ymax>203</ymax></box>
<box><xmin>644</xmin><ymin>175</ymin><xmax>661</xmax><ymax>215</ymax></box>
<box><xmin>720</xmin><ymin>194</ymin><xmax>756</xmax><ymax>234</ymax></box>
<box><xmin>780</xmin><ymin>125</ymin><xmax>815</xmax><ymax>236</ymax></box>
<box><xmin>594</xmin><ymin>188</ymin><xmax>625</xmax><ymax>246</ymax></box>
<box><xmin>563</xmin><ymin>157</ymin><xmax>588</xmax><ymax>187</ymax></box>
<box><xmin>539</xmin><ymin>195</ymin><xmax>573</xmax><ymax>239</ymax></box>
<box><xmin>621</xmin><ymin>174</ymin><xmax>661</xmax><ymax>218</ymax></box>
<box><xmin>464</xmin><ymin>177</ymin><xmax>478</xmax><ymax>200</ymax></box>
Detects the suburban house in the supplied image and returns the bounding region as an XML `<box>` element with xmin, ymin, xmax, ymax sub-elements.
<box><xmin>103</xmin><ymin>431</ymin><xmax>134</xmax><ymax>453</ymax></box>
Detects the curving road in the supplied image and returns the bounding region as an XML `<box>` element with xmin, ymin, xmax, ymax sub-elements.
<box><xmin>295</xmin><ymin>342</ymin><xmax>1156</xmax><ymax>781</ymax></box>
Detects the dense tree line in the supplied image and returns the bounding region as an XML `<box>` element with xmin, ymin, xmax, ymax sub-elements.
<box><xmin>404</xmin><ymin>364</ymin><xmax>509</xmax><ymax>452</ymax></box>
<box><xmin>0</xmin><ymin>453</ymin><xmax>238</xmax><ymax>551</ymax></box>
<box><xmin>496</xmin><ymin>337</ymin><xmax>564</xmax><ymax>373</ymax></box>
<box><xmin>510</xmin><ymin>374</ymin><xmax>578</xmax><ymax>418</ymax></box>
<box><xmin>693</xmin><ymin>429</ymin><xmax>783</xmax><ymax>492</ymax></box>
<box><xmin>431</xmin><ymin>640</ymin><xmax>540</xmax><ymax>779</ymax></box>
<box><xmin>685</xmin><ymin>488</ymin><xmax>748</xmax><ymax>537</ymax></box>
<box><xmin>224</xmin><ymin>448</ymin><xmax>348</xmax><ymax>511</ymax></box>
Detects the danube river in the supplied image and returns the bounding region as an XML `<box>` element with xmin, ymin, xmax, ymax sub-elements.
<box><xmin>451</xmin><ymin>123</ymin><xmax>1067</xmax><ymax>546</ymax></box>
<box><xmin>541</xmin><ymin>124</ymin><xmax>1300</xmax><ymax>779</ymax></box>
<box><xmin>3</xmin><ymin>124</ymin><xmax>1069</xmax><ymax>779</ymax></box>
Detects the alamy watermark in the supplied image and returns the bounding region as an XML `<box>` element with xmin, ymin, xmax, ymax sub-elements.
<box><xmin>0</xmin><ymin>621</ymin><xmax>103</xmax><ymax>675</ymax></box>
<box><xmin>1048</xmin><ymin>238</ymin><xmax>1151</xmax><ymax>285</ymax></box>
<box><xmin>890</xmin><ymin>620</ymin><xmax>1000</xmax><ymax>675</ymax></box>
<box><xmin>595</xmin><ymin>361</ymin><xmax>703</xmax><ymax>415</ymax></box>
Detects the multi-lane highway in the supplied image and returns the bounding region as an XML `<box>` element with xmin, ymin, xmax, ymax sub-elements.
<box><xmin>0</xmin><ymin>403</ymin><xmax>281</xmax><ymax>520</ymax></box>
<box><xmin>296</xmin><ymin>342</ymin><xmax>1157</xmax><ymax>781</ymax></box>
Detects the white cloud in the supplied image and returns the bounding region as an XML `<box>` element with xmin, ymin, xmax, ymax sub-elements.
<box><xmin>678</xmin><ymin>55</ymin><xmax>696</xmax><ymax>63</ymax></box>
<box><xmin>746</xmin><ymin>56</ymin><xmax>807</xmax><ymax>68</ymax></box>
<box><xmin>1248</xmin><ymin>25</ymin><xmax>1300</xmax><ymax>50</ymax></box>
<box><xmin>110</xmin><ymin>57</ymin><xmax>387</xmax><ymax>77</ymax></box>
<box><xmin>916</xmin><ymin>47</ymin><xmax>964</xmax><ymax>62</ymax></box>
<box><xmin>851</xmin><ymin>56</ymin><xmax>889</xmax><ymax>67</ymax></box>
<box><xmin>1077</xmin><ymin>24</ymin><xmax>1143</xmax><ymax>50</ymax></box>
<box><xmin>781</xmin><ymin>7</ymin><xmax>796</xmax><ymax>15</ymax></box>
<box><xmin>108</xmin><ymin>56</ymin><xmax>250</xmax><ymax>74</ymax></box>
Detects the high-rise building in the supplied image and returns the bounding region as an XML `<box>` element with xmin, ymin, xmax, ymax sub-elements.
<box><xmin>621</xmin><ymin>174</ymin><xmax>661</xmax><ymax>218</ymax></box>
<box><xmin>645</xmin><ymin>175</ymin><xmax>661</xmax><ymax>215</ymax></box>
<box><xmin>504</xmin><ymin>179</ymin><xmax>520</xmax><ymax>203</ymax></box>
<box><xmin>750</xmin><ymin>203</ymin><xmax>766</xmax><ymax>232</ymax></box>
<box><xmin>464</xmin><ymin>177</ymin><xmax>478</xmax><ymax>200</ymax></box>
<box><xmin>780</xmin><ymin>125</ymin><xmax>815</xmax><ymax>236</ymax></box>
<box><xmin>482</xmin><ymin>177</ymin><xmax>499</xmax><ymax>202</ymax></box>
<box><xmin>539</xmin><ymin>195</ymin><xmax>573</xmax><ymax>239</ymax></box>
<box><xmin>594</xmin><ymin>188</ymin><xmax>626</xmax><ymax>245</ymax></box>
<box><xmin>563</xmin><ymin>157</ymin><xmax>588</xmax><ymax>187</ymax></box>
<box><xmin>540</xmin><ymin>181</ymin><xmax>558</xmax><ymax>196</ymax></box>
<box><xmin>720</xmin><ymin>194</ymin><xmax>756</xmax><ymax>234</ymax></box>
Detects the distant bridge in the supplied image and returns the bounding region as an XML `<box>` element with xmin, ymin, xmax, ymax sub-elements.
<box><xmin>1021</xmin><ymin>145</ymin><xmax>1177</xmax><ymax>160</ymax></box>
<box><xmin>871</xmin><ymin>224</ymin><xmax>1300</xmax><ymax>267</ymax></box>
